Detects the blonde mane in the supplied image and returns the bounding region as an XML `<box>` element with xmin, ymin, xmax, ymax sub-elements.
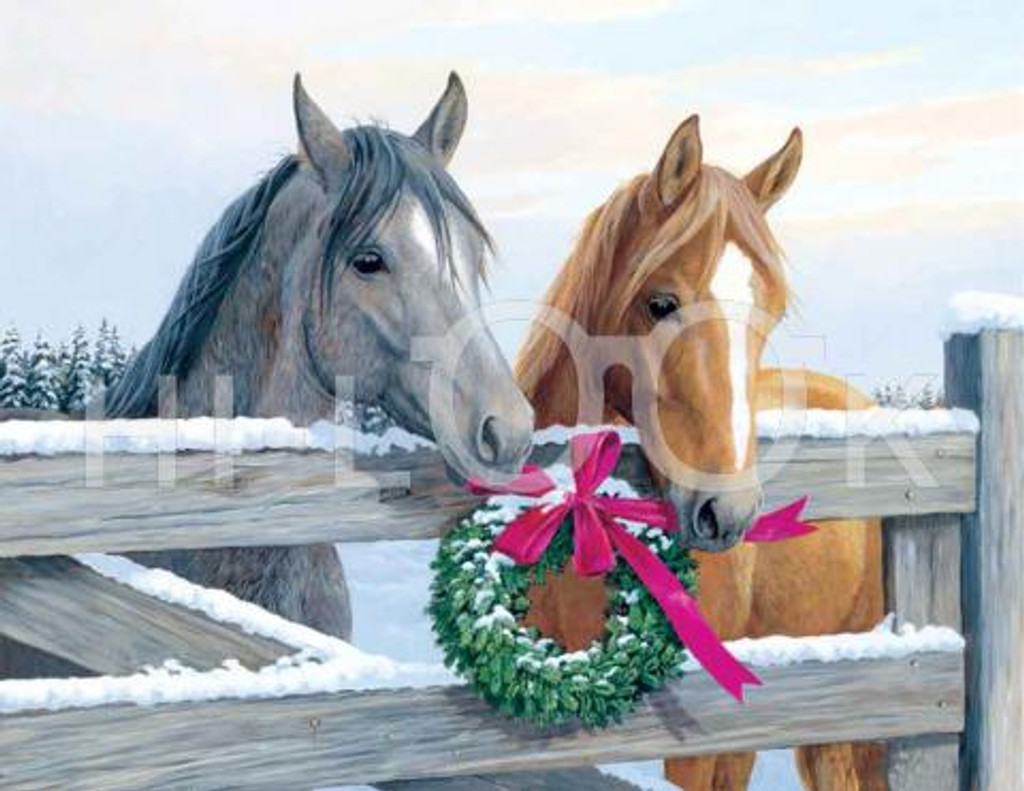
<box><xmin>515</xmin><ymin>166</ymin><xmax>789</xmax><ymax>400</ymax></box>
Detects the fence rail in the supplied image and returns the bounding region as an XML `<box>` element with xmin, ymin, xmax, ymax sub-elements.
<box><xmin>0</xmin><ymin>652</ymin><xmax>963</xmax><ymax>790</ymax></box>
<box><xmin>0</xmin><ymin>324</ymin><xmax>1021</xmax><ymax>791</ymax></box>
<box><xmin>0</xmin><ymin>432</ymin><xmax>975</xmax><ymax>557</ymax></box>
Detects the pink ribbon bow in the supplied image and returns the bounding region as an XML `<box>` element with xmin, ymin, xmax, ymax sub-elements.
<box><xmin>469</xmin><ymin>430</ymin><xmax>815</xmax><ymax>702</ymax></box>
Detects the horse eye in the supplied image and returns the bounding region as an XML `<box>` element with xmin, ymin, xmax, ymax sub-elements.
<box><xmin>647</xmin><ymin>293</ymin><xmax>680</xmax><ymax>322</ymax></box>
<box><xmin>350</xmin><ymin>250</ymin><xmax>388</xmax><ymax>277</ymax></box>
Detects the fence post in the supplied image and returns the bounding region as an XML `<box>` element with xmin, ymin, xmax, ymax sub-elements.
<box><xmin>945</xmin><ymin>327</ymin><xmax>1024</xmax><ymax>791</ymax></box>
<box><xmin>882</xmin><ymin>512</ymin><xmax>962</xmax><ymax>790</ymax></box>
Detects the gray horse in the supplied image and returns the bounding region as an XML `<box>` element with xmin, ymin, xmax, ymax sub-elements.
<box><xmin>2</xmin><ymin>73</ymin><xmax>533</xmax><ymax>677</ymax></box>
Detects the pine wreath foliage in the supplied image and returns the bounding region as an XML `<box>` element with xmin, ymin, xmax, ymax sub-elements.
<box><xmin>429</xmin><ymin>501</ymin><xmax>698</xmax><ymax>728</ymax></box>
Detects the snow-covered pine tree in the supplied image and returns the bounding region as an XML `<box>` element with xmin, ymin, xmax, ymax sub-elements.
<box><xmin>917</xmin><ymin>381</ymin><xmax>941</xmax><ymax>410</ymax></box>
<box><xmin>54</xmin><ymin>324</ymin><xmax>92</xmax><ymax>412</ymax></box>
<box><xmin>91</xmin><ymin>318</ymin><xmax>117</xmax><ymax>390</ymax></box>
<box><xmin>22</xmin><ymin>334</ymin><xmax>59</xmax><ymax>410</ymax></box>
<box><xmin>872</xmin><ymin>382</ymin><xmax>895</xmax><ymax>407</ymax></box>
<box><xmin>106</xmin><ymin>324</ymin><xmax>129</xmax><ymax>384</ymax></box>
<box><xmin>892</xmin><ymin>384</ymin><xmax>910</xmax><ymax>410</ymax></box>
<box><xmin>0</xmin><ymin>326</ymin><xmax>27</xmax><ymax>408</ymax></box>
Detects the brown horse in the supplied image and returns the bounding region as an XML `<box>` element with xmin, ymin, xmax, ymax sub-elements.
<box><xmin>516</xmin><ymin>117</ymin><xmax>884</xmax><ymax>790</ymax></box>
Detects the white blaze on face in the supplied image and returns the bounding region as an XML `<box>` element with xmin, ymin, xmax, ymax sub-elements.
<box><xmin>409</xmin><ymin>198</ymin><xmax>439</xmax><ymax>266</ymax></box>
<box><xmin>710</xmin><ymin>243</ymin><xmax>756</xmax><ymax>471</ymax></box>
<box><xmin>408</xmin><ymin>198</ymin><xmax>480</xmax><ymax>307</ymax></box>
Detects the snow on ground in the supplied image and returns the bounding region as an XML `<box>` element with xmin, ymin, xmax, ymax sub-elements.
<box><xmin>942</xmin><ymin>290</ymin><xmax>1024</xmax><ymax>338</ymax></box>
<box><xmin>0</xmin><ymin>408</ymin><xmax>978</xmax><ymax>456</ymax></box>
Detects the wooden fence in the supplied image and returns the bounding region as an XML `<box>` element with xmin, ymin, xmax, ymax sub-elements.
<box><xmin>0</xmin><ymin>328</ymin><xmax>1019</xmax><ymax>791</ymax></box>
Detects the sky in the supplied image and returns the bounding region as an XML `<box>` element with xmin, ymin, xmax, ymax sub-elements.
<box><xmin>1</xmin><ymin>0</ymin><xmax>1022</xmax><ymax>391</ymax></box>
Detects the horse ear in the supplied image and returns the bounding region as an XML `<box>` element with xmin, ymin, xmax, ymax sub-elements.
<box><xmin>414</xmin><ymin>72</ymin><xmax>468</xmax><ymax>166</ymax></box>
<box><xmin>654</xmin><ymin>115</ymin><xmax>703</xmax><ymax>207</ymax></box>
<box><xmin>293</xmin><ymin>74</ymin><xmax>350</xmax><ymax>191</ymax></box>
<box><xmin>744</xmin><ymin>128</ymin><xmax>803</xmax><ymax>211</ymax></box>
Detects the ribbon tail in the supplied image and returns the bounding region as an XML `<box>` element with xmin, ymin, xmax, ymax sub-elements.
<box><xmin>607</xmin><ymin>523</ymin><xmax>762</xmax><ymax>702</ymax></box>
<box><xmin>493</xmin><ymin>503</ymin><xmax>570</xmax><ymax>564</ymax></box>
<box><xmin>746</xmin><ymin>496</ymin><xmax>816</xmax><ymax>543</ymax></box>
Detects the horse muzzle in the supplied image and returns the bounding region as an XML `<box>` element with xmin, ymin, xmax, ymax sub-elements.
<box><xmin>667</xmin><ymin>482</ymin><xmax>763</xmax><ymax>552</ymax></box>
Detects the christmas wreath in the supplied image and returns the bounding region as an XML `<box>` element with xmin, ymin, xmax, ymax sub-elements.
<box><xmin>429</xmin><ymin>494</ymin><xmax>697</xmax><ymax>727</ymax></box>
<box><xmin>430</xmin><ymin>430</ymin><xmax>819</xmax><ymax>728</ymax></box>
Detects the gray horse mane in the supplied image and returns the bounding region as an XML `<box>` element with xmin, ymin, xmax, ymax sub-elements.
<box><xmin>105</xmin><ymin>125</ymin><xmax>490</xmax><ymax>418</ymax></box>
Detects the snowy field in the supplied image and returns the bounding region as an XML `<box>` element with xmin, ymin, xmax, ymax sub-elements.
<box><xmin>341</xmin><ymin>539</ymin><xmax>803</xmax><ymax>791</ymax></box>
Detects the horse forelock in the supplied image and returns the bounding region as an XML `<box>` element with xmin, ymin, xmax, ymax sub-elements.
<box><xmin>323</xmin><ymin>126</ymin><xmax>491</xmax><ymax>299</ymax></box>
<box><xmin>515</xmin><ymin>166</ymin><xmax>791</xmax><ymax>403</ymax></box>
<box><xmin>616</xmin><ymin>167</ymin><xmax>789</xmax><ymax>323</ymax></box>
<box><xmin>514</xmin><ymin>177</ymin><xmax>643</xmax><ymax>399</ymax></box>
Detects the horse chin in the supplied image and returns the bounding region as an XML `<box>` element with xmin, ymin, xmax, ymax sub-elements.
<box><xmin>431</xmin><ymin>422</ymin><xmax>488</xmax><ymax>485</ymax></box>
<box><xmin>682</xmin><ymin>529</ymin><xmax>746</xmax><ymax>553</ymax></box>
<box><xmin>379</xmin><ymin>388</ymin><xmax>478</xmax><ymax>484</ymax></box>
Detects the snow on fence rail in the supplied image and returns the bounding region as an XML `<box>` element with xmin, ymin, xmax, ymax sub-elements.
<box><xmin>0</xmin><ymin>295</ymin><xmax>1021</xmax><ymax>791</ymax></box>
<box><xmin>0</xmin><ymin>411</ymin><xmax>978</xmax><ymax>558</ymax></box>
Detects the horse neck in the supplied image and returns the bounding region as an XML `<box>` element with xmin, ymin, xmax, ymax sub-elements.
<box><xmin>180</xmin><ymin>173</ymin><xmax>345</xmax><ymax>423</ymax></box>
<box><xmin>175</xmin><ymin>261</ymin><xmax>283</xmax><ymax>418</ymax></box>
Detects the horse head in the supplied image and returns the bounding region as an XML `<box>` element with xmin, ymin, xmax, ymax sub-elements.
<box><xmin>613</xmin><ymin>118</ymin><xmax>802</xmax><ymax>550</ymax></box>
<box><xmin>109</xmin><ymin>74</ymin><xmax>534</xmax><ymax>483</ymax></box>
<box><xmin>519</xmin><ymin>116</ymin><xmax>802</xmax><ymax>550</ymax></box>
<box><xmin>287</xmin><ymin>75</ymin><xmax>535</xmax><ymax>480</ymax></box>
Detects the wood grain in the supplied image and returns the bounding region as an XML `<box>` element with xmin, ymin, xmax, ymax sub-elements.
<box><xmin>883</xmin><ymin>513</ymin><xmax>962</xmax><ymax>790</ymax></box>
<box><xmin>0</xmin><ymin>651</ymin><xmax>963</xmax><ymax>790</ymax></box>
<box><xmin>0</xmin><ymin>557</ymin><xmax>289</xmax><ymax>674</ymax></box>
<box><xmin>0</xmin><ymin>433</ymin><xmax>976</xmax><ymax>557</ymax></box>
<box><xmin>883</xmin><ymin>513</ymin><xmax>962</xmax><ymax>632</ymax></box>
<box><xmin>946</xmin><ymin>329</ymin><xmax>1024</xmax><ymax>791</ymax></box>
<box><xmin>885</xmin><ymin>734</ymin><xmax>961</xmax><ymax>791</ymax></box>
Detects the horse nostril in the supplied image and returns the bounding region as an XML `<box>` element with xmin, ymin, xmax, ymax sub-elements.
<box><xmin>694</xmin><ymin>497</ymin><xmax>720</xmax><ymax>539</ymax></box>
<box><xmin>477</xmin><ymin>416</ymin><xmax>502</xmax><ymax>465</ymax></box>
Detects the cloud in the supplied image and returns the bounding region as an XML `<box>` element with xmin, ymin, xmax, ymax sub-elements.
<box><xmin>668</xmin><ymin>46</ymin><xmax>924</xmax><ymax>89</ymax></box>
<box><xmin>3</xmin><ymin>3</ymin><xmax>1021</xmax><ymax>263</ymax></box>
<box><xmin>9</xmin><ymin>1</ymin><xmax>1002</xmax><ymax>210</ymax></box>
<box><xmin>780</xmin><ymin>198</ymin><xmax>1024</xmax><ymax>240</ymax></box>
<box><xmin>803</xmin><ymin>91</ymin><xmax>1024</xmax><ymax>183</ymax></box>
<box><xmin>420</xmin><ymin>0</ymin><xmax>682</xmax><ymax>25</ymax></box>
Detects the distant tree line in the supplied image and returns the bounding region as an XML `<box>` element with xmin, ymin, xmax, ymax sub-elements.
<box><xmin>872</xmin><ymin>380</ymin><xmax>945</xmax><ymax>409</ymax></box>
<box><xmin>0</xmin><ymin>320</ymin><xmax>947</xmax><ymax>416</ymax></box>
<box><xmin>0</xmin><ymin>320</ymin><xmax>132</xmax><ymax>413</ymax></box>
